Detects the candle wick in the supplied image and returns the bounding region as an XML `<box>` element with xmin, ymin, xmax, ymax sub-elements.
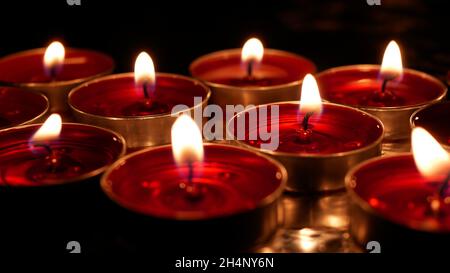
<box><xmin>247</xmin><ymin>60</ymin><xmax>254</xmax><ymax>79</ymax></box>
<box><xmin>188</xmin><ymin>161</ymin><xmax>194</xmax><ymax>185</ymax></box>
<box><xmin>32</xmin><ymin>143</ymin><xmax>53</xmax><ymax>155</ymax></box>
<box><xmin>302</xmin><ymin>112</ymin><xmax>313</xmax><ymax>131</ymax></box>
<box><xmin>49</xmin><ymin>66</ymin><xmax>58</xmax><ymax>82</ymax></box>
<box><xmin>381</xmin><ymin>78</ymin><xmax>391</xmax><ymax>94</ymax></box>
<box><xmin>438</xmin><ymin>172</ymin><xmax>450</xmax><ymax>199</ymax></box>
<box><xmin>143</xmin><ymin>82</ymin><xmax>150</xmax><ymax>100</ymax></box>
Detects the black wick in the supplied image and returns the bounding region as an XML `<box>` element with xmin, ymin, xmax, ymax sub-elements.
<box><xmin>247</xmin><ymin>60</ymin><xmax>254</xmax><ymax>78</ymax></box>
<box><xmin>32</xmin><ymin>143</ymin><xmax>52</xmax><ymax>155</ymax></box>
<box><xmin>381</xmin><ymin>78</ymin><xmax>390</xmax><ymax>94</ymax></box>
<box><xmin>187</xmin><ymin>161</ymin><xmax>194</xmax><ymax>186</ymax></box>
<box><xmin>302</xmin><ymin>112</ymin><xmax>313</xmax><ymax>130</ymax></box>
<box><xmin>438</xmin><ymin>173</ymin><xmax>450</xmax><ymax>199</ymax></box>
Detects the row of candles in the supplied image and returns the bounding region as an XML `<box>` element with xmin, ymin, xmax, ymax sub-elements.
<box><xmin>0</xmin><ymin>38</ymin><xmax>448</xmax><ymax>250</ymax></box>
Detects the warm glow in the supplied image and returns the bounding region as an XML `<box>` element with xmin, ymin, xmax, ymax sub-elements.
<box><xmin>171</xmin><ymin>115</ymin><xmax>204</xmax><ymax>165</ymax></box>
<box><xmin>31</xmin><ymin>114</ymin><xmax>62</xmax><ymax>142</ymax></box>
<box><xmin>134</xmin><ymin>51</ymin><xmax>156</xmax><ymax>86</ymax></box>
<box><xmin>43</xmin><ymin>41</ymin><xmax>65</xmax><ymax>70</ymax></box>
<box><xmin>241</xmin><ymin>38</ymin><xmax>264</xmax><ymax>63</ymax></box>
<box><xmin>380</xmin><ymin>40</ymin><xmax>403</xmax><ymax>80</ymax></box>
<box><xmin>300</xmin><ymin>74</ymin><xmax>322</xmax><ymax>113</ymax></box>
<box><xmin>412</xmin><ymin>127</ymin><xmax>450</xmax><ymax>178</ymax></box>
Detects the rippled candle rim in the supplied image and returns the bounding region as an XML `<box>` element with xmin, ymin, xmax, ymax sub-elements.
<box><xmin>0</xmin><ymin>122</ymin><xmax>127</xmax><ymax>186</ymax></box>
<box><xmin>316</xmin><ymin>64</ymin><xmax>447</xmax><ymax>111</ymax></box>
<box><xmin>100</xmin><ymin>143</ymin><xmax>287</xmax><ymax>221</ymax></box>
<box><xmin>189</xmin><ymin>48</ymin><xmax>317</xmax><ymax>90</ymax></box>
<box><xmin>0</xmin><ymin>47</ymin><xmax>114</xmax><ymax>87</ymax></box>
<box><xmin>227</xmin><ymin>101</ymin><xmax>385</xmax><ymax>158</ymax></box>
<box><xmin>68</xmin><ymin>72</ymin><xmax>211</xmax><ymax>121</ymax></box>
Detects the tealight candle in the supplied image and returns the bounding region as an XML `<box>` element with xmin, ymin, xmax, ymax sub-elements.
<box><xmin>228</xmin><ymin>74</ymin><xmax>384</xmax><ymax>192</ymax></box>
<box><xmin>317</xmin><ymin>41</ymin><xmax>447</xmax><ymax>153</ymax></box>
<box><xmin>0</xmin><ymin>114</ymin><xmax>125</xmax><ymax>186</ymax></box>
<box><xmin>411</xmin><ymin>101</ymin><xmax>450</xmax><ymax>151</ymax></box>
<box><xmin>0</xmin><ymin>41</ymin><xmax>114</xmax><ymax>120</ymax></box>
<box><xmin>101</xmin><ymin>115</ymin><xmax>286</xmax><ymax>251</ymax></box>
<box><xmin>190</xmin><ymin>38</ymin><xmax>316</xmax><ymax>110</ymax></box>
<box><xmin>346</xmin><ymin>128</ymin><xmax>450</xmax><ymax>250</ymax></box>
<box><xmin>69</xmin><ymin>52</ymin><xmax>210</xmax><ymax>149</ymax></box>
<box><xmin>0</xmin><ymin>114</ymin><xmax>125</xmax><ymax>251</ymax></box>
<box><xmin>0</xmin><ymin>87</ymin><xmax>48</xmax><ymax>130</ymax></box>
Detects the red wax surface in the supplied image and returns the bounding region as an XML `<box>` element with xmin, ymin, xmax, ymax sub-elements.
<box><xmin>190</xmin><ymin>49</ymin><xmax>316</xmax><ymax>87</ymax></box>
<box><xmin>102</xmin><ymin>144</ymin><xmax>284</xmax><ymax>220</ymax></box>
<box><xmin>412</xmin><ymin>102</ymin><xmax>450</xmax><ymax>147</ymax></box>
<box><xmin>0</xmin><ymin>88</ymin><xmax>47</xmax><ymax>129</ymax></box>
<box><xmin>0</xmin><ymin>124</ymin><xmax>125</xmax><ymax>186</ymax></box>
<box><xmin>350</xmin><ymin>155</ymin><xmax>450</xmax><ymax>232</ymax></box>
<box><xmin>229</xmin><ymin>103</ymin><xmax>383</xmax><ymax>155</ymax></box>
<box><xmin>318</xmin><ymin>65</ymin><xmax>446</xmax><ymax>108</ymax></box>
<box><xmin>70</xmin><ymin>74</ymin><xmax>209</xmax><ymax>117</ymax></box>
<box><xmin>0</xmin><ymin>48</ymin><xmax>114</xmax><ymax>83</ymax></box>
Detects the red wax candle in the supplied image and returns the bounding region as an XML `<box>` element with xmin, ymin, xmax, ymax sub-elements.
<box><xmin>228</xmin><ymin>101</ymin><xmax>383</xmax><ymax>192</ymax></box>
<box><xmin>190</xmin><ymin>49</ymin><xmax>316</xmax><ymax>88</ymax></box>
<box><xmin>411</xmin><ymin>101</ymin><xmax>450</xmax><ymax>150</ymax></box>
<box><xmin>101</xmin><ymin>144</ymin><xmax>285</xmax><ymax>220</ymax></box>
<box><xmin>0</xmin><ymin>123</ymin><xmax>125</xmax><ymax>186</ymax></box>
<box><xmin>236</xmin><ymin>102</ymin><xmax>383</xmax><ymax>154</ymax></box>
<box><xmin>0</xmin><ymin>45</ymin><xmax>115</xmax><ymax>120</ymax></box>
<box><xmin>0</xmin><ymin>87</ymin><xmax>48</xmax><ymax>129</ymax></box>
<box><xmin>0</xmin><ymin>47</ymin><xmax>114</xmax><ymax>84</ymax></box>
<box><xmin>190</xmin><ymin>38</ymin><xmax>316</xmax><ymax>110</ymax></box>
<box><xmin>318</xmin><ymin>65</ymin><xmax>446</xmax><ymax>108</ymax></box>
<box><xmin>70</xmin><ymin>73</ymin><xmax>208</xmax><ymax>117</ymax></box>
<box><xmin>347</xmin><ymin>154</ymin><xmax>450</xmax><ymax>233</ymax></box>
<box><xmin>69</xmin><ymin>73</ymin><xmax>210</xmax><ymax>148</ymax></box>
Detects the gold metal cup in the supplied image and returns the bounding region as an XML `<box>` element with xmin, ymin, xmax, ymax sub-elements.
<box><xmin>69</xmin><ymin>73</ymin><xmax>211</xmax><ymax>149</ymax></box>
<box><xmin>0</xmin><ymin>48</ymin><xmax>114</xmax><ymax>121</ymax></box>
<box><xmin>227</xmin><ymin>102</ymin><xmax>384</xmax><ymax>193</ymax></box>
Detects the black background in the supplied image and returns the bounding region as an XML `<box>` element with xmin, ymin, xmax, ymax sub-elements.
<box><xmin>0</xmin><ymin>0</ymin><xmax>448</xmax><ymax>81</ymax></box>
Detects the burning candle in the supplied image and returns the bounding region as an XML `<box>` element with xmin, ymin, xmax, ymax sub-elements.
<box><xmin>0</xmin><ymin>87</ymin><xmax>49</xmax><ymax>130</ymax></box>
<box><xmin>0</xmin><ymin>114</ymin><xmax>125</xmax><ymax>186</ymax></box>
<box><xmin>317</xmin><ymin>41</ymin><xmax>447</xmax><ymax>153</ymax></box>
<box><xmin>0</xmin><ymin>42</ymin><xmax>114</xmax><ymax>120</ymax></box>
<box><xmin>69</xmin><ymin>52</ymin><xmax>210</xmax><ymax>149</ymax></box>
<box><xmin>190</xmin><ymin>37</ymin><xmax>316</xmax><ymax>110</ymax></box>
<box><xmin>346</xmin><ymin>128</ymin><xmax>450</xmax><ymax>250</ymax></box>
<box><xmin>411</xmin><ymin>101</ymin><xmax>450</xmax><ymax>151</ymax></box>
<box><xmin>227</xmin><ymin>74</ymin><xmax>384</xmax><ymax>192</ymax></box>
<box><xmin>101</xmin><ymin>115</ymin><xmax>286</xmax><ymax>250</ymax></box>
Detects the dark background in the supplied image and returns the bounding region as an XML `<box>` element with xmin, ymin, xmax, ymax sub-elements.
<box><xmin>0</xmin><ymin>0</ymin><xmax>448</xmax><ymax>82</ymax></box>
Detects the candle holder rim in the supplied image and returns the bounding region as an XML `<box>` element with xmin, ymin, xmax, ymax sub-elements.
<box><xmin>100</xmin><ymin>143</ymin><xmax>287</xmax><ymax>221</ymax></box>
<box><xmin>68</xmin><ymin>72</ymin><xmax>212</xmax><ymax>121</ymax></box>
<box><xmin>345</xmin><ymin>152</ymin><xmax>450</xmax><ymax>234</ymax></box>
<box><xmin>0</xmin><ymin>91</ymin><xmax>49</xmax><ymax>131</ymax></box>
<box><xmin>226</xmin><ymin>101</ymin><xmax>385</xmax><ymax>158</ymax></box>
<box><xmin>316</xmin><ymin>64</ymin><xmax>448</xmax><ymax>111</ymax></box>
<box><xmin>0</xmin><ymin>47</ymin><xmax>115</xmax><ymax>87</ymax></box>
<box><xmin>410</xmin><ymin>101</ymin><xmax>450</xmax><ymax>150</ymax></box>
<box><xmin>189</xmin><ymin>48</ymin><xmax>317</xmax><ymax>91</ymax></box>
<box><xmin>0</xmin><ymin>122</ymin><xmax>127</xmax><ymax>187</ymax></box>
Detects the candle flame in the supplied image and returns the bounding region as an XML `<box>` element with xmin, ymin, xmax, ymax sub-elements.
<box><xmin>412</xmin><ymin>127</ymin><xmax>450</xmax><ymax>178</ymax></box>
<box><xmin>171</xmin><ymin>115</ymin><xmax>204</xmax><ymax>165</ymax></box>
<box><xmin>380</xmin><ymin>40</ymin><xmax>403</xmax><ymax>80</ymax></box>
<box><xmin>44</xmin><ymin>41</ymin><xmax>65</xmax><ymax>74</ymax></box>
<box><xmin>300</xmin><ymin>74</ymin><xmax>322</xmax><ymax>113</ymax></box>
<box><xmin>241</xmin><ymin>38</ymin><xmax>264</xmax><ymax>64</ymax></box>
<box><xmin>134</xmin><ymin>51</ymin><xmax>156</xmax><ymax>87</ymax></box>
<box><xmin>31</xmin><ymin>114</ymin><xmax>62</xmax><ymax>142</ymax></box>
